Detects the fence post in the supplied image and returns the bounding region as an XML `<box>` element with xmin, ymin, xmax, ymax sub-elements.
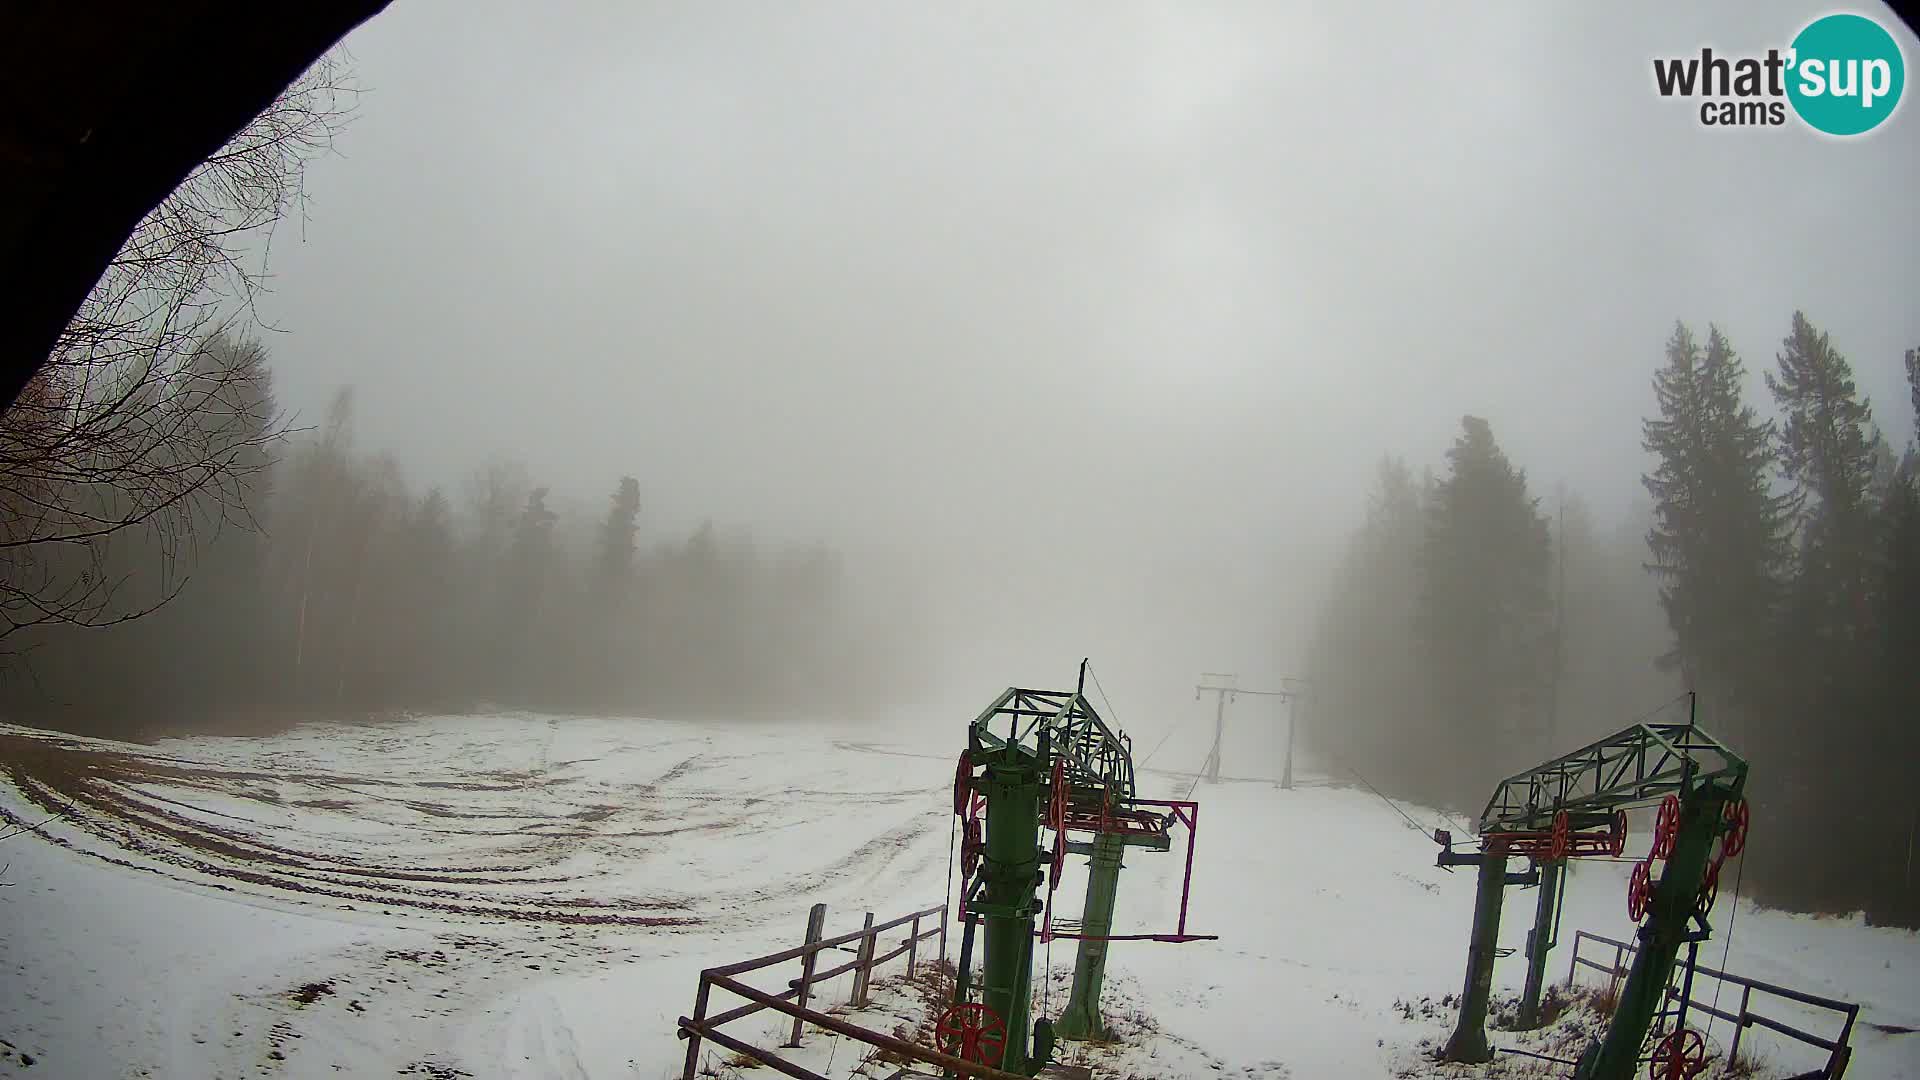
<box><xmin>1565</xmin><ymin>933</ymin><xmax>1580</xmax><ymax>988</ymax></box>
<box><xmin>1727</xmin><ymin>985</ymin><xmax>1752</xmax><ymax>1062</ymax></box>
<box><xmin>908</xmin><ymin>913</ymin><xmax>921</xmax><ymax>978</ymax></box>
<box><xmin>938</xmin><ymin>902</ymin><xmax>949</xmax><ymax>965</ymax></box>
<box><xmin>1608</xmin><ymin>940</ymin><xmax>1626</xmax><ymax>1003</ymax></box>
<box><xmin>784</xmin><ymin>903</ymin><xmax>828</xmax><ymax>1049</ymax></box>
<box><xmin>681</xmin><ymin>976</ymin><xmax>712</xmax><ymax>1080</ymax></box>
<box><xmin>851</xmin><ymin>911</ymin><xmax>877</xmax><ymax>1006</ymax></box>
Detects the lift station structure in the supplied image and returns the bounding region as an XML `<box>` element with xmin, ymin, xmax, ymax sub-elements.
<box><xmin>940</xmin><ymin>662</ymin><xmax>1214</xmax><ymax>1075</ymax></box>
<box><xmin>1432</xmin><ymin>700</ymin><xmax>1749</xmax><ymax>1080</ymax></box>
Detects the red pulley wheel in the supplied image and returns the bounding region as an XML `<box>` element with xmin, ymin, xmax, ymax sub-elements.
<box><xmin>1550</xmin><ymin>809</ymin><xmax>1571</xmax><ymax>861</ymax></box>
<box><xmin>935</xmin><ymin>1002</ymin><xmax>1007</xmax><ymax>1066</ymax></box>
<box><xmin>953</xmin><ymin>750</ymin><xmax>973</xmax><ymax>817</ymax></box>
<box><xmin>1610</xmin><ymin>810</ymin><xmax>1628</xmax><ymax>858</ymax></box>
<box><xmin>1050</xmin><ymin>829</ymin><xmax>1066</xmax><ymax>887</ymax></box>
<box><xmin>1652</xmin><ymin>794</ymin><xmax>1681</xmax><ymax>859</ymax></box>
<box><xmin>1048</xmin><ymin>756</ymin><xmax>1069</xmax><ymax>832</ymax></box>
<box><xmin>1722</xmin><ymin>798</ymin><xmax>1749</xmax><ymax>859</ymax></box>
<box><xmin>1647</xmin><ymin>1027</ymin><xmax>1707</xmax><ymax>1080</ymax></box>
<box><xmin>1695</xmin><ymin>855</ymin><xmax>1721</xmax><ymax>919</ymax></box>
<box><xmin>1628</xmin><ymin>859</ymin><xmax>1653</xmax><ymax>923</ymax></box>
<box><xmin>961</xmin><ymin>818</ymin><xmax>983</xmax><ymax>879</ymax></box>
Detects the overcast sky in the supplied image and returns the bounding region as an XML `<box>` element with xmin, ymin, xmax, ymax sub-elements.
<box><xmin>254</xmin><ymin>2</ymin><xmax>1920</xmax><ymax>740</ymax></box>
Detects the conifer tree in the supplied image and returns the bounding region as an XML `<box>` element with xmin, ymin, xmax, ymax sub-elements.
<box><xmin>1767</xmin><ymin>312</ymin><xmax>1884</xmax><ymax>646</ymax></box>
<box><xmin>1303</xmin><ymin>457</ymin><xmax>1426</xmax><ymax>792</ymax></box>
<box><xmin>1867</xmin><ymin>351</ymin><xmax>1920</xmax><ymax>925</ymax></box>
<box><xmin>1416</xmin><ymin>416</ymin><xmax>1553</xmax><ymax>799</ymax></box>
<box><xmin>1640</xmin><ymin>322</ymin><xmax>1795</xmax><ymax>745</ymax></box>
<box><xmin>1764</xmin><ymin>312</ymin><xmax>1887</xmax><ymax>910</ymax></box>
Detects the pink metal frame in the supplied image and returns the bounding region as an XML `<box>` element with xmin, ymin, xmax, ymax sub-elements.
<box><xmin>1038</xmin><ymin>798</ymin><xmax>1217</xmax><ymax>944</ymax></box>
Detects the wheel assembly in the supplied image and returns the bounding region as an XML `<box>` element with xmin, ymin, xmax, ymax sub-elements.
<box><xmin>1049</xmin><ymin>829</ymin><xmax>1066</xmax><ymax>889</ymax></box>
<box><xmin>1550</xmin><ymin>809</ymin><xmax>1571</xmax><ymax>861</ymax></box>
<box><xmin>1610</xmin><ymin>809</ymin><xmax>1628</xmax><ymax>858</ymax></box>
<box><xmin>1628</xmin><ymin>859</ymin><xmax>1653</xmax><ymax>923</ymax></box>
<box><xmin>1722</xmin><ymin>798</ymin><xmax>1749</xmax><ymax>859</ymax></box>
<box><xmin>1695</xmin><ymin>855</ymin><xmax>1721</xmax><ymax>919</ymax></box>
<box><xmin>935</xmin><ymin>1002</ymin><xmax>1007</xmax><ymax>1066</ymax></box>
<box><xmin>961</xmin><ymin>817</ymin><xmax>983</xmax><ymax>879</ymax></box>
<box><xmin>1652</xmin><ymin>794</ymin><xmax>1681</xmax><ymax>859</ymax></box>
<box><xmin>1647</xmin><ymin>1027</ymin><xmax>1707</xmax><ymax>1080</ymax></box>
<box><xmin>953</xmin><ymin>750</ymin><xmax>973</xmax><ymax>817</ymax></box>
<box><xmin>1048</xmin><ymin>756</ymin><xmax>1069</xmax><ymax>833</ymax></box>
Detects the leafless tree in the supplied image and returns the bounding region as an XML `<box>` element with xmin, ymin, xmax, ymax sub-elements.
<box><xmin>0</xmin><ymin>54</ymin><xmax>356</xmax><ymax>652</ymax></box>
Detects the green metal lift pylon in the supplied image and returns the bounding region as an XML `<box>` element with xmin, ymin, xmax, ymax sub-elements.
<box><xmin>949</xmin><ymin>664</ymin><xmax>1215</xmax><ymax>1075</ymax></box>
<box><xmin>1577</xmin><ymin>776</ymin><xmax>1742</xmax><ymax>1079</ymax></box>
<box><xmin>1056</xmin><ymin>830</ymin><xmax>1125</xmax><ymax>1038</ymax></box>
<box><xmin>1516</xmin><ymin>856</ymin><xmax>1563</xmax><ymax>1030</ymax></box>
<box><xmin>1432</xmin><ymin>700</ymin><xmax>1748</xmax><ymax>1080</ymax></box>
<box><xmin>975</xmin><ymin>740</ymin><xmax>1045</xmax><ymax>1073</ymax></box>
<box><xmin>1440</xmin><ymin>843</ymin><xmax>1510</xmax><ymax>1062</ymax></box>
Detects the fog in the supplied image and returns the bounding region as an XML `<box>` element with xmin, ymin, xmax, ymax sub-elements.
<box><xmin>248</xmin><ymin>2</ymin><xmax>1919</xmax><ymax>729</ymax></box>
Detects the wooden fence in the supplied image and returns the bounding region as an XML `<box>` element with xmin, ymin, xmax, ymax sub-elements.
<box><xmin>1566</xmin><ymin>929</ymin><xmax>1858</xmax><ymax>1079</ymax></box>
<box><xmin>676</xmin><ymin>900</ymin><xmax>1029</xmax><ymax>1080</ymax></box>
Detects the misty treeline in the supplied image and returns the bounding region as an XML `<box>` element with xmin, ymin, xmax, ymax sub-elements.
<box><xmin>1305</xmin><ymin>311</ymin><xmax>1920</xmax><ymax>927</ymax></box>
<box><xmin>3</xmin><ymin>343</ymin><xmax>916</xmax><ymax>730</ymax></box>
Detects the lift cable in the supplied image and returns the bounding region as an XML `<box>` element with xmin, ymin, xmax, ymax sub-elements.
<box><xmin>944</xmin><ymin>809</ymin><xmax>957</xmax><ymax>943</ymax></box>
<box><xmin>1084</xmin><ymin>661</ymin><xmax>1121</xmax><ymax>733</ymax></box>
<box><xmin>1138</xmin><ymin>708</ymin><xmax>1205</xmax><ymax>771</ymax></box>
<box><xmin>1313</xmin><ymin>740</ymin><xmax>1460</xmax><ymax>840</ymax></box>
<box><xmin>1627</xmin><ymin>689</ymin><xmax>1694</xmax><ymax>727</ymax></box>
<box><xmin>1706</xmin><ymin>842</ymin><xmax>1750</xmax><ymax>1047</ymax></box>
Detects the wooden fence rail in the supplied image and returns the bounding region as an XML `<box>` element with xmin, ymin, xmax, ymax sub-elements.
<box><xmin>678</xmin><ymin>900</ymin><xmax>1027</xmax><ymax>1080</ymax></box>
<box><xmin>1566</xmin><ymin>929</ymin><xmax>1858</xmax><ymax>1079</ymax></box>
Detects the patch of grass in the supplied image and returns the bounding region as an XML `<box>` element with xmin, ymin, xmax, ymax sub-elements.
<box><xmin>1719</xmin><ymin>1046</ymin><xmax>1770</xmax><ymax>1078</ymax></box>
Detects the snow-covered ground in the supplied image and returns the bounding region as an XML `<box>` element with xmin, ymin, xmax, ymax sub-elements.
<box><xmin>0</xmin><ymin>713</ymin><xmax>1914</xmax><ymax>1079</ymax></box>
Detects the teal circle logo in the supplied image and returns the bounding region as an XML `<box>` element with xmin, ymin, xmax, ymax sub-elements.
<box><xmin>1786</xmin><ymin>13</ymin><xmax>1905</xmax><ymax>135</ymax></box>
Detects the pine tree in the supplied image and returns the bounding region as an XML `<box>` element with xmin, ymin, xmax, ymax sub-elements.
<box><xmin>1768</xmin><ymin>312</ymin><xmax>1884</xmax><ymax>645</ymax></box>
<box><xmin>1867</xmin><ymin>351</ymin><xmax>1920</xmax><ymax>925</ymax></box>
<box><xmin>1415</xmin><ymin>416</ymin><xmax>1553</xmax><ymax>801</ymax></box>
<box><xmin>589</xmin><ymin>476</ymin><xmax>643</xmax><ymax>704</ymax></box>
<box><xmin>597</xmin><ymin>477</ymin><xmax>641</xmax><ymax>589</ymax></box>
<box><xmin>492</xmin><ymin>487</ymin><xmax>558</xmax><ymax>702</ymax></box>
<box><xmin>1303</xmin><ymin>458</ymin><xmax>1426</xmax><ymax>793</ymax></box>
<box><xmin>402</xmin><ymin>488</ymin><xmax>457</xmax><ymax>703</ymax></box>
<box><xmin>1640</xmin><ymin>322</ymin><xmax>1795</xmax><ymax>746</ymax></box>
<box><xmin>1764</xmin><ymin>312</ymin><xmax>1887</xmax><ymax>910</ymax></box>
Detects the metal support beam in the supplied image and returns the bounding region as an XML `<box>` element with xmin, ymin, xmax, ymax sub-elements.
<box><xmin>1517</xmin><ymin>858</ymin><xmax>1563</xmax><ymax>1029</ymax></box>
<box><xmin>1441</xmin><ymin>843</ymin><xmax>1509</xmax><ymax>1063</ymax></box>
<box><xmin>1206</xmin><ymin>689</ymin><xmax>1227</xmax><ymax>783</ymax></box>
<box><xmin>1056</xmin><ymin>830</ymin><xmax>1125</xmax><ymax>1039</ymax></box>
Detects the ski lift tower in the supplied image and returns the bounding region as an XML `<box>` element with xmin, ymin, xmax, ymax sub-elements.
<box><xmin>1192</xmin><ymin>673</ymin><xmax>1308</xmax><ymax>788</ymax></box>
<box><xmin>943</xmin><ymin>661</ymin><xmax>1216</xmax><ymax>1075</ymax></box>
<box><xmin>1430</xmin><ymin>697</ymin><xmax>1749</xmax><ymax>1080</ymax></box>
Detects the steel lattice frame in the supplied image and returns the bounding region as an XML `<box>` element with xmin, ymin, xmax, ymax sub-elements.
<box><xmin>1479</xmin><ymin>722</ymin><xmax>1747</xmax><ymax>834</ymax></box>
<box><xmin>967</xmin><ymin>687</ymin><xmax>1137</xmax><ymax>803</ymax></box>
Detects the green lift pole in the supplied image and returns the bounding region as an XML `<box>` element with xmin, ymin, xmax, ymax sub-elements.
<box><xmin>978</xmin><ymin>742</ymin><xmax>1044</xmax><ymax>1073</ymax></box>
<box><xmin>1578</xmin><ymin>782</ymin><xmax>1736</xmax><ymax>1080</ymax></box>
<box><xmin>1056</xmin><ymin>830</ymin><xmax>1125</xmax><ymax>1038</ymax></box>
<box><xmin>1516</xmin><ymin>856</ymin><xmax>1563</xmax><ymax>1029</ymax></box>
<box><xmin>1440</xmin><ymin>841</ymin><xmax>1509</xmax><ymax>1063</ymax></box>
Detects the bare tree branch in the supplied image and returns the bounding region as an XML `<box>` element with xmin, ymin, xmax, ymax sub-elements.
<box><xmin>0</xmin><ymin>55</ymin><xmax>356</xmax><ymax>655</ymax></box>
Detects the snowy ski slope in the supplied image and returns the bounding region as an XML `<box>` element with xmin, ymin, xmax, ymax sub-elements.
<box><xmin>0</xmin><ymin>713</ymin><xmax>1913</xmax><ymax>1079</ymax></box>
